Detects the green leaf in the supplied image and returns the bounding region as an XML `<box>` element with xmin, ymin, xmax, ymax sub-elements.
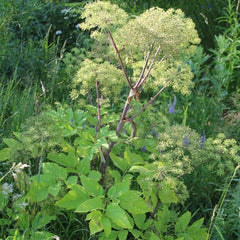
<box><xmin>95</xmin><ymin>137</ymin><xmax>109</xmax><ymax>149</ymax></box>
<box><xmin>158</xmin><ymin>188</ymin><xmax>178</xmax><ymax>204</ymax></box>
<box><xmin>187</xmin><ymin>218</ymin><xmax>204</xmax><ymax>232</ymax></box>
<box><xmin>100</xmin><ymin>215</ymin><xmax>112</xmax><ymax>237</ymax></box>
<box><xmin>99</xmin><ymin>230</ymin><xmax>118</xmax><ymax>240</ymax></box>
<box><xmin>47</xmin><ymin>152</ymin><xmax>77</xmax><ymax>168</ymax></box>
<box><xmin>30</xmin><ymin>231</ymin><xmax>54</xmax><ymax>240</ymax></box>
<box><xmin>66</xmin><ymin>176</ymin><xmax>78</xmax><ymax>186</ymax></box>
<box><xmin>155</xmin><ymin>205</ymin><xmax>173</xmax><ymax>233</ymax></box>
<box><xmin>27</xmin><ymin>181</ymin><xmax>50</xmax><ymax>202</ymax></box>
<box><xmin>55</xmin><ymin>185</ymin><xmax>89</xmax><ymax>210</ymax></box>
<box><xmin>175</xmin><ymin>211</ymin><xmax>191</xmax><ymax>233</ymax></box>
<box><xmin>118</xmin><ymin>230</ymin><xmax>128</xmax><ymax>240</ymax></box>
<box><xmin>86</xmin><ymin>210</ymin><xmax>103</xmax><ymax>235</ymax></box>
<box><xmin>129</xmin><ymin>229</ymin><xmax>142</xmax><ymax>239</ymax></box>
<box><xmin>48</xmin><ymin>182</ymin><xmax>61</xmax><ymax>197</ymax></box>
<box><xmin>119</xmin><ymin>191</ymin><xmax>150</xmax><ymax>214</ymax></box>
<box><xmin>107</xmin><ymin>181</ymin><xmax>130</xmax><ymax>200</ymax></box>
<box><xmin>32</xmin><ymin>213</ymin><xmax>56</xmax><ymax>229</ymax></box>
<box><xmin>132</xmin><ymin>214</ymin><xmax>146</xmax><ymax>230</ymax></box>
<box><xmin>77</xmin><ymin>158</ymin><xmax>91</xmax><ymax>175</ymax></box>
<box><xmin>0</xmin><ymin>148</ymin><xmax>10</xmax><ymax>161</ymax></box>
<box><xmin>75</xmin><ymin>197</ymin><xmax>104</xmax><ymax>213</ymax></box>
<box><xmin>105</xmin><ymin>203</ymin><xmax>133</xmax><ymax>229</ymax></box>
<box><xmin>3</xmin><ymin>138</ymin><xmax>23</xmax><ymax>149</ymax></box>
<box><xmin>88</xmin><ymin>170</ymin><xmax>102</xmax><ymax>181</ymax></box>
<box><xmin>110</xmin><ymin>152</ymin><xmax>128</xmax><ymax>172</ymax></box>
<box><xmin>149</xmin><ymin>231</ymin><xmax>160</xmax><ymax>240</ymax></box>
<box><xmin>73</xmin><ymin>109</ymin><xmax>86</xmax><ymax>125</ymax></box>
<box><xmin>42</xmin><ymin>162</ymin><xmax>67</xmax><ymax>181</ymax></box>
<box><xmin>80</xmin><ymin>175</ymin><xmax>104</xmax><ymax>197</ymax></box>
<box><xmin>124</xmin><ymin>147</ymin><xmax>143</xmax><ymax>165</ymax></box>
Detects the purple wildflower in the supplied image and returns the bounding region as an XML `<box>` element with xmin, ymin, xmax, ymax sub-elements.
<box><xmin>183</xmin><ymin>136</ymin><xmax>191</xmax><ymax>146</ymax></box>
<box><xmin>141</xmin><ymin>146</ymin><xmax>146</xmax><ymax>152</ymax></box>
<box><xmin>200</xmin><ymin>130</ymin><xmax>206</xmax><ymax>148</ymax></box>
<box><xmin>169</xmin><ymin>95</ymin><xmax>177</xmax><ymax>114</ymax></box>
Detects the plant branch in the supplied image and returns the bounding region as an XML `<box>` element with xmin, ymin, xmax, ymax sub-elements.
<box><xmin>137</xmin><ymin>46</ymin><xmax>163</xmax><ymax>88</ymax></box>
<box><xmin>95</xmin><ymin>80</ymin><xmax>101</xmax><ymax>128</ymax></box>
<box><xmin>129</xmin><ymin>79</ymin><xmax>172</xmax><ymax>121</ymax></box>
<box><xmin>134</xmin><ymin>43</ymin><xmax>155</xmax><ymax>88</ymax></box>
<box><xmin>106</xmin><ymin>30</ymin><xmax>133</xmax><ymax>89</ymax></box>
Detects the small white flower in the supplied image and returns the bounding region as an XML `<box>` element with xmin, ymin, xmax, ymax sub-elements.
<box><xmin>56</xmin><ymin>30</ymin><xmax>62</xmax><ymax>35</ymax></box>
<box><xmin>13</xmin><ymin>194</ymin><xmax>22</xmax><ymax>201</ymax></box>
<box><xmin>2</xmin><ymin>183</ymin><xmax>13</xmax><ymax>197</ymax></box>
<box><xmin>16</xmin><ymin>202</ymin><xmax>29</xmax><ymax>209</ymax></box>
<box><xmin>61</xmin><ymin>8</ymin><xmax>71</xmax><ymax>14</ymax></box>
<box><xmin>75</xmin><ymin>23</ymin><xmax>80</xmax><ymax>28</ymax></box>
<box><xmin>14</xmin><ymin>162</ymin><xmax>29</xmax><ymax>173</ymax></box>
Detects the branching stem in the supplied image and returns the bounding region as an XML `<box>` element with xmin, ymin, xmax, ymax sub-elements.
<box><xmin>106</xmin><ymin>30</ymin><xmax>133</xmax><ymax>89</ymax></box>
<box><xmin>134</xmin><ymin>43</ymin><xmax>155</xmax><ymax>88</ymax></box>
<box><xmin>137</xmin><ymin>46</ymin><xmax>163</xmax><ymax>88</ymax></box>
<box><xmin>129</xmin><ymin>79</ymin><xmax>172</xmax><ymax>121</ymax></box>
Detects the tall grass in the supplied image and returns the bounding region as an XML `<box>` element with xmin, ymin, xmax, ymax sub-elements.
<box><xmin>0</xmin><ymin>78</ymin><xmax>36</xmax><ymax>137</ymax></box>
<box><xmin>207</xmin><ymin>164</ymin><xmax>240</xmax><ymax>240</ymax></box>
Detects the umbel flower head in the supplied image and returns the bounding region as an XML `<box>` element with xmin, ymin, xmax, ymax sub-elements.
<box><xmin>71</xmin><ymin>2</ymin><xmax>200</xmax><ymax>102</ymax></box>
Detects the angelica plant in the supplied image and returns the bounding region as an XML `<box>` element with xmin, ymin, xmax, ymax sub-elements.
<box><xmin>71</xmin><ymin>1</ymin><xmax>200</xmax><ymax>178</ymax></box>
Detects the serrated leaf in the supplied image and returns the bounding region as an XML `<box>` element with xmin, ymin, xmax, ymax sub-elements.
<box><xmin>100</xmin><ymin>215</ymin><xmax>112</xmax><ymax>237</ymax></box>
<box><xmin>175</xmin><ymin>211</ymin><xmax>191</xmax><ymax>233</ymax></box>
<box><xmin>42</xmin><ymin>162</ymin><xmax>67</xmax><ymax>181</ymax></box>
<box><xmin>73</xmin><ymin>109</ymin><xmax>86</xmax><ymax>125</ymax></box>
<box><xmin>80</xmin><ymin>175</ymin><xmax>104</xmax><ymax>197</ymax></box>
<box><xmin>187</xmin><ymin>218</ymin><xmax>204</xmax><ymax>232</ymax></box>
<box><xmin>124</xmin><ymin>147</ymin><xmax>143</xmax><ymax>165</ymax></box>
<box><xmin>118</xmin><ymin>230</ymin><xmax>128</xmax><ymax>240</ymax></box>
<box><xmin>107</xmin><ymin>182</ymin><xmax>130</xmax><ymax>200</ymax></box>
<box><xmin>55</xmin><ymin>185</ymin><xmax>89</xmax><ymax>210</ymax></box>
<box><xmin>48</xmin><ymin>182</ymin><xmax>61</xmax><ymax>197</ymax></box>
<box><xmin>155</xmin><ymin>205</ymin><xmax>172</xmax><ymax>233</ymax></box>
<box><xmin>89</xmin><ymin>218</ymin><xmax>103</xmax><ymax>235</ymax></box>
<box><xmin>47</xmin><ymin>152</ymin><xmax>76</xmax><ymax>168</ymax></box>
<box><xmin>86</xmin><ymin>210</ymin><xmax>103</xmax><ymax>235</ymax></box>
<box><xmin>75</xmin><ymin>197</ymin><xmax>104</xmax><ymax>213</ymax></box>
<box><xmin>129</xmin><ymin>229</ymin><xmax>142</xmax><ymax>239</ymax></box>
<box><xmin>119</xmin><ymin>191</ymin><xmax>150</xmax><ymax>214</ymax></box>
<box><xmin>77</xmin><ymin>158</ymin><xmax>91</xmax><ymax>175</ymax></box>
<box><xmin>105</xmin><ymin>203</ymin><xmax>132</xmax><ymax>229</ymax></box>
<box><xmin>66</xmin><ymin>176</ymin><xmax>78</xmax><ymax>185</ymax></box>
<box><xmin>158</xmin><ymin>188</ymin><xmax>178</xmax><ymax>204</ymax></box>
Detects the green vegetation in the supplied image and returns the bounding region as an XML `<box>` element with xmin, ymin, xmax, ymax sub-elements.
<box><xmin>0</xmin><ymin>0</ymin><xmax>240</xmax><ymax>239</ymax></box>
